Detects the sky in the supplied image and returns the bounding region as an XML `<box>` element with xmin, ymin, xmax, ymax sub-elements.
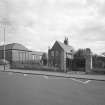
<box><xmin>0</xmin><ymin>0</ymin><xmax>105</xmax><ymax>54</ymax></box>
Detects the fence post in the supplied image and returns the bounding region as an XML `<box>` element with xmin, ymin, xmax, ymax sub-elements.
<box><xmin>85</xmin><ymin>49</ymin><xmax>92</xmax><ymax>74</ymax></box>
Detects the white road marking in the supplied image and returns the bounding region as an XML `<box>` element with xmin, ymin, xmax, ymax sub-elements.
<box><xmin>83</xmin><ymin>80</ymin><xmax>91</xmax><ymax>84</ymax></box>
<box><xmin>43</xmin><ymin>76</ymin><xmax>49</xmax><ymax>79</ymax></box>
<box><xmin>42</xmin><ymin>75</ymin><xmax>91</xmax><ymax>84</ymax></box>
<box><xmin>71</xmin><ymin>78</ymin><xmax>91</xmax><ymax>84</ymax></box>
<box><xmin>23</xmin><ymin>74</ymin><xmax>28</xmax><ymax>76</ymax></box>
<box><xmin>43</xmin><ymin>76</ymin><xmax>62</xmax><ymax>79</ymax></box>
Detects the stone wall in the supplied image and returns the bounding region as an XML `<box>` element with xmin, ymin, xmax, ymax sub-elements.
<box><xmin>85</xmin><ymin>48</ymin><xmax>92</xmax><ymax>73</ymax></box>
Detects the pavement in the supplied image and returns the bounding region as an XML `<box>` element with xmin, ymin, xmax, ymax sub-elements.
<box><xmin>0</xmin><ymin>69</ymin><xmax>105</xmax><ymax>105</ymax></box>
<box><xmin>1</xmin><ymin>68</ymin><xmax>105</xmax><ymax>81</ymax></box>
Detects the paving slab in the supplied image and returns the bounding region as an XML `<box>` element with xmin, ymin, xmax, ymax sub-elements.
<box><xmin>1</xmin><ymin>69</ymin><xmax>105</xmax><ymax>81</ymax></box>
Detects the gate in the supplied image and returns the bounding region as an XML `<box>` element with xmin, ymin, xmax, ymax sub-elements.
<box><xmin>72</xmin><ymin>58</ymin><xmax>86</xmax><ymax>71</ymax></box>
<box><xmin>66</xmin><ymin>58</ymin><xmax>72</xmax><ymax>72</ymax></box>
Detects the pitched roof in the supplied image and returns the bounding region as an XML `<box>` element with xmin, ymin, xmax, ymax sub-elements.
<box><xmin>0</xmin><ymin>43</ymin><xmax>45</xmax><ymax>55</ymax></box>
<box><xmin>56</xmin><ymin>41</ymin><xmax>74</xmax><ymax>53</ymax></box>
<box><xmin>0</xmin><ymin>43</ymin><xmax>28</xmax><ymax>51</ymax></box>
<box><xmin>31</xmin><ymin>51</ymin><xmax>45</xmax><ymax>56</ymax></box>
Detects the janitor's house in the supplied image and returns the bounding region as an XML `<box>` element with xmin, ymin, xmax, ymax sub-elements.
<box><xmin>48</xmin><ymin>38</ymin><xmax>74</xmax><ymax>72</ymax></box>
<box><xmin>0</xmin><ymin>43</ymin><xmax>44</xmax><ymax>69</ymax></box>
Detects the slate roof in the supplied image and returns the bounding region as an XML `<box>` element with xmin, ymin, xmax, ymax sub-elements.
<box><xmin>56</xmin><ymin>41</ymin><xmax>74</xmax><ymax>53</ymax></box>
<box><xmin>0</xmin><ymin>43</ymin><xmax>28</xmax><ymax>51</ymax></box>
<box><xmin>31</xmin><ymin>51</ymin><xmax>45</xmax><ymax>56</ymax></box>
<box><xmin>0</xmin><ymin>43</ymin><xmax>45</xmax><ymax>56</ymax></box>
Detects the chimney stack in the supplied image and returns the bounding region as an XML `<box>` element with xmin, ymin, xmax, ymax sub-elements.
<box><xmin>64</xmin><ymin>37</ymin><xmax>69</xmax><ymax>45</ymax></box>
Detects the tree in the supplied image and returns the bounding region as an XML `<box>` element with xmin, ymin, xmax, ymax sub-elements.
<box><xmin>74</xmin><ymin>48</ymin><xmax>92</xmax><ymax>58</ymax></box>
<box><xmin>74</xmin><ymin>49</ymin><xmax>85</xmax><ymax>58</ymax></box>
<box><xmin>41</xmin><ymin>53</ymin><xmax>48</xmax><ymax>66</ymax></box>
<box><xmin>102</xmin><ymin>52</ymin><xmax>105</xmax><ymax>57</ymax></box>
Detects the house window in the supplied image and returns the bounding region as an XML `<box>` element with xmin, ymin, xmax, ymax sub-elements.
<box><xmin>19</xmin><ymin>51</ymin><xmax>25</xmax><ymax>64</ymax></box>
<box><xmin>32</xmin><ymin>55</ymin><xmax>35</xmax><ymax>61</ymax></box>
<box><xmin>51</xmin><ymin>51</ymin><xmax>54</xmax><ymax>57</ymax></box>
<box><xmin>39</xmin><ymin>56</ymin><xmax>42</xmax><ymax>60</ymax></box>
<box><xmin>25</xmin><ymin>52</ymin><xmax>29</xmax><ymax>63</ymax></box>
<box><xmin>55</xmin><ymin>51</ymin><xmax>59</xmax><ymax>56</ymax></box>
<box><xmin>70</xmin><ymin>50</ymin><xmax>73</xmax><ymax>53</ymax></box>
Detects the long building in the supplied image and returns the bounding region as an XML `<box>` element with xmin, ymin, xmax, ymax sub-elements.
<box><xmin>0</xmin><ymin>43</ymin><xmax>44</xmax><ymax>68</ymax></box>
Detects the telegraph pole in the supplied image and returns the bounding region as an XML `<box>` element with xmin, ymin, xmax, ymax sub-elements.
<box><xmin>0</xmin><ymin>18</ymin><xmax>10</xmax><ymax>71</ymax></box>
<box><xmin>3</xmin><ymin>26</ymin><xmax>6</xmax><ymax>71</ymax></box>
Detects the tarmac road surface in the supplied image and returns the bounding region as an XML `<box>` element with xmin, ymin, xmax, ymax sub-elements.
<box><xmin>0</xmin><ymin>71</ymin><xmax>105</xmax><ymax>105</ymax></box>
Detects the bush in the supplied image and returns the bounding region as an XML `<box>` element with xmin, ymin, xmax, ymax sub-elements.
<box><xmin>0</xmin><ymin>59</ymin><xmax>10</xmax><ymax>65</ymax></box>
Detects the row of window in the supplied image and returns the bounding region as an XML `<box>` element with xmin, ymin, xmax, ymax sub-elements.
<box><xmin>51</xmin><ymin>51</ymin><xmax>59</xmax><ymax>57</ymax></box>
<box><xmin>32</xmin><ymin>54</ymin><xmax>42</xmax><ymax>61</ymax></box>
<box><xmin>18</xmin><ymin>51</ymin><xmax>42</xmax><ymax>63</ymax></box>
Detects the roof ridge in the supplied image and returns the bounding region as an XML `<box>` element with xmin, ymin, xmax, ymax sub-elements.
<box><xmin>0</xmin><ymin>43</ymin><xmax>28</xmax><ymax>51</ymax></box>
<box><xmin>6</xmin><ymin>43</ymin><xmax>17</xmax><ymax>45</ymax></box>
<box><xmin>56</xmin><ymin>40</ymin><xmax>73</xmax><ymax>53</ymax></box>
<box><xmin>57</xmin><ymin>40</ymin><xmax>72</xmax><ymax>47</ymax></box>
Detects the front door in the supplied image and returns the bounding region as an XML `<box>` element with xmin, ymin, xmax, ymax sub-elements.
<box><xmin>66</xmin><ymin>58</ymin><xmax>72</xmax><ymax>72</ymax></box>
<box><xmin>72</xmin><ymin>58</ymin><xmax>85</xmax><ymax>71</ymax></box>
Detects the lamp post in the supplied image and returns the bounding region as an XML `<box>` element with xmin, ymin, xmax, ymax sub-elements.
<box><xmin>0</xmin><ymin>18</ymin><xmax>10</xmax><ymax>71</ymax></box>
<box><xmin>0</xmin><ymin>22</ymin><xmax>6</xmax><ymax>71</ymax></box>
<box><xmin>90</xmin><ymin>53</ymin><xmax>93</xmax><ymax>70</ymax></box>
<box><xmin>3</xmin><ymin>25</ymin><xmax>6</xmax><ymax>71</ymax></box>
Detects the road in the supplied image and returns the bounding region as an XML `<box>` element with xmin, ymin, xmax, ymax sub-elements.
<box><xmin>0</xmin><ymin>71</ymin><xmax>105</xmax><ymax>105</ymax></box>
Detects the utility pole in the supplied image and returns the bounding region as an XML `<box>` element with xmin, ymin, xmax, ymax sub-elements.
<box><xmin>3</xmin><ymin>26</ymin><xmax>6</xmax><ymax>71</ymax></box>
<box><xmin>0</xmin><ymin>18</ymin><xmax>10</xmax><ymax>71</ymax></box>
<box><xmin>90</xmin><ymin>54</ymin><xmax>93</xmax><ymax>70</ymax></box>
